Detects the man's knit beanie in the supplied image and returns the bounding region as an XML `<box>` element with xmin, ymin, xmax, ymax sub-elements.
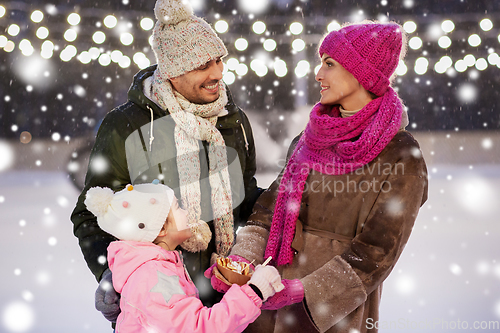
<box><xmin>319</xmin><ymin>21</ymin><xmax>404</xmax><ymax>97</ymax></box>
<box><xmin>85</xmin><ymin>183</ymin><xmax>175</xmax><ymax>243</ymax></box>
<box><xmin>152</xmin><ymin>0</ymin><xmax>228</xmax><ymax>79</ymax></box>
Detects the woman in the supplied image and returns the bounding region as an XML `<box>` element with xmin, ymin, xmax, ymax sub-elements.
<box><xmin>225</xmin><ymin>21</ymin><xmax>428</xmax><ymax>332</ymax></box>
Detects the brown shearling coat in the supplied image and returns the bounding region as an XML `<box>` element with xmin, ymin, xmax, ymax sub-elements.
<box><xmin>230</xmin><ymin>130</ymin><xmax>428</xmax><ymax>333</ymax></box>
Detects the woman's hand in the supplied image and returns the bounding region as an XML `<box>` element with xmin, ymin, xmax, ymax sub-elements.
<box><xmin>261</xmin><ymin>279</ymin><xmax>304</xmax><ymax>310</ymax></box>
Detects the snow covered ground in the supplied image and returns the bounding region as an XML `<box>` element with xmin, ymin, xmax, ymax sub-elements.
<box><xmin>1</xmin><ymin>151</ymin><xmax>500</xmax><ymax>332</ymax></box>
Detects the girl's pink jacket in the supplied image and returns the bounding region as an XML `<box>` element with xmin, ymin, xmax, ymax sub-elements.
<box><xmin>107</xmin><ymin>241</ymin><xmax>262</xmax><ymax>333</ymax></box>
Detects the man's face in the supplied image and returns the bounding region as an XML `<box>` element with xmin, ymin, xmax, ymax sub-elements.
<box><xmin>170</xmin><ymin>57</ymin><xmax>224</xmax><ymax>105</ymax></box>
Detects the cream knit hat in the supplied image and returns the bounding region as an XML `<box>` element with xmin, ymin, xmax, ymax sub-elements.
<box><xmin>85</xmin><ymin>183</ymin><xmax>175</xmax><ymax>243</ymax></box>
<box><xmin>152</xmin><ymin>0</ymin><xmax>228</xmax><ymax>79</ymax></box>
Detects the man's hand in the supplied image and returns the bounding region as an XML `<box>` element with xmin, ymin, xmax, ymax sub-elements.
<box><xmin>95</xmin><ymin>268</ymin><xmax>121</xmax><ymax>322</ymax></box>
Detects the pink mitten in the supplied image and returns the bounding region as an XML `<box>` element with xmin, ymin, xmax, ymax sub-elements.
<box><xmin>204</xmin><ymin>255</ymin><xmax>253</xmax><ymax>293</ymax></box>
<box><xmin>261</xmin><ymin>279</ymin><xmax>304</xmax><ymax>310</ymax></box>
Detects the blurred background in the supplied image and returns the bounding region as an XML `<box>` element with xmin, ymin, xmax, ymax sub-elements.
<box><xmin>0</xmin><ymin>0</ymin><xmax>499</xmax><ymax>332</ymax></box>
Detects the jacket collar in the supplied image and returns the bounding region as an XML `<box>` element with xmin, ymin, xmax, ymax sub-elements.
<box><xmin>107</xmin><ymin>241</ymin><xmax>182</xmax><ymax>293</ymax></box>
<box><xmin>127</xmin><ymin>65</ymin><xmax>244</xmax><ymax>129</ymax></box>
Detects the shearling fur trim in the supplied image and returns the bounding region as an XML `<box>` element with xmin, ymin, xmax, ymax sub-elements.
<box><xmin>302</xmin><ymin>255</ymin><xmax>367</xmax><ymax>333</ymax></box>
<box><xmin>230</xmin><ymin>225</ymin><xmax>269</xmax><ymax>264</ymax></box>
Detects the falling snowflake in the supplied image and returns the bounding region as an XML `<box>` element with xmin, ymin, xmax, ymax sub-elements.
<box><xmin>2</xmin><ymin>301</ymin><xmax>35</xmax><ymax>332</ymax></box>
<box><xmin>395</xmin><ymin>275</ymin><xmax>416</xmax><ymax>295</ymax></box>
<box><xmin>449</xmin><ymin>263</ymin><xmax>462</xmax><ymax>276</ymax></box>
<box><xmin>456</xmin><ymin>83</ymin><xmax>477</xmax><ymax>103</ymax></box>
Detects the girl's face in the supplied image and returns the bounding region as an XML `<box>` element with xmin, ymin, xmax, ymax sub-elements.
<box><xmin>315</xmin><ymin>54</ymin><xmax>370</xmax><ymax>110</ymax></box>
<box><xmin>168</xmin><ymin>196</ymin><xmax>189</xmax><ymax>232</ymax></box>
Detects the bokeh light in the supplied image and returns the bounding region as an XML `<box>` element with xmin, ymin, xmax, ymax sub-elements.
<box><xmin>67</xmin><ymin>13</ymin><xmax>81</xmax><ymax>26</ymax></box>
<box><xmin>36</xmin><ymin>27</ymin><xmax>49</xmax><ymax>39</ymax></box>
<box><xmin>8</xmin><ymin>24</ymin><xmax>20</xmax><ymax>36</ymax></box>
<box><xmin>235</xmin><ymin>38</ymin><xmax>248</xmax><ymax>51</ymax></box>
<box><xmin>289</xmin><ymin>22</ymin><xmax>303</xmax><ymax>35</ymax></box>
<box><xmin>104</xmin><ymin>15</ymin><xmax>118</xmax><ymax>29</ymax></box>
<box><xmin>140</xmin><ymin>17</ymin><xmax>154</xmax><ymax>31</ymax></box>
<box><xmin>327</xmin><ymin>21</ymin><xmax>341</xmax><ymax>32</ymax></box>
<box><xmin>0</xmin><ymin>140</ymin><xmax>15</xmax><ymax>171</ymax></box>
<box><xmin>403</xmin><ymin>21</ymin><xmax>417</xmax><ymax>33</ymax></box>
<box><xmin>479</xmin><ymin>18</ymin><xmax>493</xmax><ymax>31</ymax></box>
<box><xmin>291</xmin><ymin>39</ymin><xmax>305</xmax><ymax>52</ymax></box>
<box><xmin>295</xmin><ymin>60</ymin><xmax>310</xmax><ymax>77</ymax></box>
<box><xmin>263</xmin><ymin>39</ymin><xmax>277</xmax><ymax>52</ymax></box>
<box><xmin>468</xmin><ymin>34</ymin><xmax>481</xmax><ymax>47</ymax></box>
<box><xmin>215</xmin><ymin>20</ymin><xmax>229</xmax><ymax>33</ymax></box>
<box><xmin>438</xmin><ymin>36</ymin><xmax>452</xmax><ymax>48</ymax></box>
<box><xmin>92</xmin><ymin>31</ymin><xmax>106</xmax><ymax>44</ymax></box>
<box><xmin>252</xmin><ymin>21</ymin><xmax>266</xmax><ymax>34</ymax></box>
<box><xmin>31</xmin><ymin>10</ymin><xmax>44</xmax><ymax>23</ymax></box>
<box><xmin>441</xmin><ymin>20</ymin><xmax>455</xmax><ymax>33</ymax></box>
<box><xmin>409</xmin><ymin>36</ymin><xmax>422</xmax><ymax>50</ymax></box>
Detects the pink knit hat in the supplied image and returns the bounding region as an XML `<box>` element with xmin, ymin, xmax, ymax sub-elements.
<box><xmin>319</xmin><ymin>21</ymin><xmax>403</xmax><ymax>96</ymax></box>
<box><xmin>152</xmin><ymin>0</ymin><xmax>228</xmax><ymax>79</ymax></box>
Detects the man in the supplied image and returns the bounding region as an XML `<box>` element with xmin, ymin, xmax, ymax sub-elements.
<box><xmin>70</xmin><ymin>0</ymin><xmax>261</xmax><ymax>324</ymax></box>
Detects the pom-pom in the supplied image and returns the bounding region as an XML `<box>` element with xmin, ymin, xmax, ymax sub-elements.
<box><xmin>154</xmin><ymin>0</ymin><xmax>193</xmax><ymax>25</ymax></box>
<box><xmin>180</xmin><ymin>220</ymin><xmax>212</xmax><ymax>252</ymax></box>
<box><xmin>122</xmin><ymin>201</ymin><xmax>129</xmax><ymax>208</ymax></box>
<box><xmin>150</xmin><ymin>198</ymin><xmax>157</xmax><ymax>204</ymax></box>
<box><xmin>152</xmin><ymin>179</ymin><xmax>160</xmax><ymax>185</ymax></box>
<box><xmin>127</xmin><ymin>184</ymin><xmax>134</xmax><ymax>191</ymax></box>
<box><xmin>85</xmin><ymin>187</ymin><xmax>114</xmax><ymax>217</ymax></box>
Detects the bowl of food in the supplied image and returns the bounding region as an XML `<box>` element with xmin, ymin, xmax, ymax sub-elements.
<box><xmin>216</xmin><ymin>257</ymin><xmax>253</xmax><ymax>286</ymax></box>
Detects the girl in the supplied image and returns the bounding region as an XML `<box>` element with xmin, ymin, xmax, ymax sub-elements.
<box><xmin>85</xmin><ymin>182</ymin><xmax>284</xmax><ymax>333</ymax></box>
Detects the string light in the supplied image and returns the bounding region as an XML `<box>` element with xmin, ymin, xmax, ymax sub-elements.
<box><xmin>0</xmin><ymin>3</ymin><xmax>497</xmax><ymax>77</ymax></box>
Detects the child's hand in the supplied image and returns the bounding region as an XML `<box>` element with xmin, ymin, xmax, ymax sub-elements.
<box><xmin>95</xmin><ymin>268</ymin><xmax>121</xmax><ymax>322</ymax></box>
<box><xmin>247</xmin><ymin>265</ymin><xmax>284</xmax><ymax>302</ymax></box>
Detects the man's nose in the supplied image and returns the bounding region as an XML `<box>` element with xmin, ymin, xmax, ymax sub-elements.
<box><xmin>208</xmin><ymin>61</ymin><xmax>223</xmax><ymax>80</ymax></box>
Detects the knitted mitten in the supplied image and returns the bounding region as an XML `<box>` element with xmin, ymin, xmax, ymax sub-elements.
<box><xmin>247</xmin><ymin>265</ymin><xmax>284</xmax><ymax>302</ymax></box>
<box><xmin>261</xmin><ymin>279</ymin><xmax>304</xmax><ymax>310</ymax></box>
<box><xmin>95</xmin><ymin>268</ymin><xmax>121</xmax><ymax>322</ymax></box>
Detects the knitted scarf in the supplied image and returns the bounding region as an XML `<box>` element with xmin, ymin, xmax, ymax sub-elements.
<box><xmin>150</xmin><ymin>70</ymin><xmax>234</xmax><ymax>257</ymax></box>
<box><xmin>265</xmin><ymin>87</ymin><xmax>405</xmax><ymax>266</ymax></box>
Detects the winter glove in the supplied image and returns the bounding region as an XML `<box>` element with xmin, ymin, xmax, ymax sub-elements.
<box><xmin>204</xmin><ymin>255</ymin><xmax>253</xmax><ymax>293</ymax></box>
<box><xmin>95</xmin><ymin>268</ymin><xmax>121</xmax><ymax>322</ymax></box>
<box><xmin>261</xmin><ymin>278</ymin><xmax>304</xmax><ymax>310</ymax></box>
<box><xmin>247</xmin><ymin>265</ymin><xmax>284</xmax><ymax>302</ymax></box>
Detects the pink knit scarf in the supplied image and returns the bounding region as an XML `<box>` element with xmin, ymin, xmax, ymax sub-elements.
<box><xmin>265</xmin><ymin>87</ymin><xmax>404</xmax><ymax>266</ymax></box>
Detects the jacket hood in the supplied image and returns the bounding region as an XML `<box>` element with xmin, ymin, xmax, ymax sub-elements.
<box><xmin>107</xmin><ymin>240</ymin><xmax>180</xmax><ymax>293</ymax></box>
<box><xmin>127</xmin><ymin>65</ymin><xmax>241</xmax><ymax>120</ymax></box>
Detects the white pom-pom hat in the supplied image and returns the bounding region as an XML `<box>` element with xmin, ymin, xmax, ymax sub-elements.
<box><xmin>152</xmin><ymin>0</ymin><xmax>228</xmax><ymax>79</ymax></box>
<box><xmin>85</xmin><ymin>183</ymin><xmax>175</xmax><ymax>243</ymax></box>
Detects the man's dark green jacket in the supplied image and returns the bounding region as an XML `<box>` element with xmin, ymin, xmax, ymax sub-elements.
<box><xmin>70</xmin><ymin>65</ymin><xmax>261</xmax><ymax>305</ymax></box>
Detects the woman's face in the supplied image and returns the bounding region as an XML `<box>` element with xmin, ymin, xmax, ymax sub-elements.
<box><xmin>315</xmin><ymin>54</ymin><xmax>369</xmax><ymax>110</ymax></box>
